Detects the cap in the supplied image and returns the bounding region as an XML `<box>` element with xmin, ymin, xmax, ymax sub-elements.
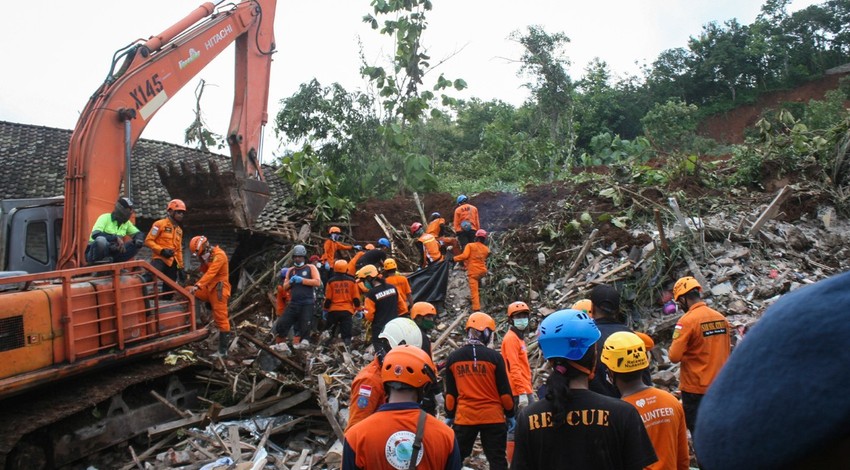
<box><xmin>590</xmin><ymin>284</ymin><xmax>620</xmax><ymax>313</ymax></box>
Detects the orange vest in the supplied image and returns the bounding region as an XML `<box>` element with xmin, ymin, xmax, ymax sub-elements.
<box><xmin>668</xmin><ymin>302</ymin><xmax>731</xmax><ymax>394</ymax></box>
<box><xmin>453</xmin><ymin>203</ymin><xmax>480</xmax><ymax>231</ymax></box>
<box><xmin>500</xmin><ymin>329</ymin><xmax>533</xmax><ymax>395</ymax></box>
<box><xmin>453</xmin><ymin>241</ymin><xmax>489</xmax><ymax>276</ymax></box>
<box><xmin>418</xmin><ymin>233</ymin><xmax>443</xmax><ymax>265</ymax></box>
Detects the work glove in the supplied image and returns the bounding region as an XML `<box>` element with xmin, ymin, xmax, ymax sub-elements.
<box><xmin>160</xmin><ymin>248</ymin><xmax>174</xmax><ymax>258</ymax></box>
<box><xmin>324</xmin><ymin>262</ymin><xmax>331</xmax><ymax>271</ymax></box>
<box><xmin>115</xmin><ymin>242</ymin><xmax>127</xmax><ymax>254</ymax></box>
<box><xmin>354</xmin><ymin>309</ymin><xmax>366</xmax><ymax>320</ymax></box>
<box><xmin>517</xmin><ymin>394</ymin><xmax>529</xmax><ymax>410</ymax></box>
<box><xmin>176</xmin><ymin>269</ymin><xmax>187</xmax><ymax>283</ymax></box>
<box><xmin>506</xmin><ymin>416</ymin><xmax>517</xmax><ymax>433</ymax></box>
<box><xmin>444</xmin><ymin>418</ymin><xmax>454</xmax><ymax>427</ymax></box>
<box><xmin>290</xmin><ymin>275</ymin><xmax>303</xmax><ymax>284</ymax></box>
<box><xmin>354</xmin><ymin>245</ymin><xmax>362</xmax><ymax>251</ymax></box>
<box><xmin>133</xmin><ymin>237</ymin><xmax>144</xmax><ymax>247</ymax></box>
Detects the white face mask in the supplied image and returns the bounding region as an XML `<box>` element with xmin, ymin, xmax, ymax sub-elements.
<box><xmin>294</xmin><ymin>259</ymin><xmax>305</xmax><ymax>267</ymax></box>
<box><xmin>514</xmin><ymin>318</ymin><xmax>529</xmax><ymax>330</ymax></box>
<box><xmin>201</xmin><ymin>251</ymin><xmax>211</xmax><ymax>263</ymax></box>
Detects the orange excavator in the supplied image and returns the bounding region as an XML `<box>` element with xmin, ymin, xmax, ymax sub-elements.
<box><xmin>0</xmin><ymin>0</ymin><xmax>276</xmax><ymax>466</ymax></box>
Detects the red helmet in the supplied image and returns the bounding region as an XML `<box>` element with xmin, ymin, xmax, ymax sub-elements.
<box><xmin>167</xmin><ymin>199</ymin><xmax>186</xmax><ymax>212</ymax></box>
<box><xmin>475</xmin><ymin>229</ymin><xmax>487</xmax><ymax>238</ymax></box>
<box><xmin>410</xmin><ymin>222</ymin><xmax>423</xmax><ymax>234</ymax></box>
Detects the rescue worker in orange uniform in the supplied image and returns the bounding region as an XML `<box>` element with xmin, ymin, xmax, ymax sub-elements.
<box><xmin>273</xmin><ymin>245</ymin><xmax>323</xmax><ymax>346</ymax></box>
<box><xmin>323</xmin><ymin>259</ymin><xmax>361</xmax><ymax>347</ymax></box>
<box><xmin>356</xmin><ymin>238</ymin><xmax>391</xmax><ymax>271</ymax></box>
<box><xmin>383</xmin><ymin>258</ymin><xmax>412</xmax><ymax>315</ymax></box>
<box><xmin>188</xmin><ymin>235</ymin><xmax>232</xmax><ymax>357</ymax></box>
<box><xmin>602</xmin><ymin>332</ymin><xmax>689</xmax><ymax>470</ymax></box>
<box><xmin>357</xmin><ymin>264</ymin><xmax>407</xmax><ymax>351</ymax></box>
<box><xmin>346</xmin><ymin>318</ymin><xmax>423</xmax><ymax>431</ymax></box>
<box><xmin>344</xmin><ymin>345</ymin><xmax>462</xmax><ymax>470</ymax></box>
<box><xmin>500</xmin><ymin>301</ymin><xmax>535</xmax><ymax>463</ymax></box>
<box><xmin>572</xmin><ymin>298</ymin><xmax>593</xmax><ymax>317</ymax></box>
<box><xmin>452</xmin><ymin>229</ymin><xmax>490</xmax><ymax>311</ymax></box>
<box><xmin>347</xmin><ymin>244</ymin><xmax>371</xmax><ymax>276</ymax></box>
<box><xmin>444</xmin><ymin>312</ymin><xmax>514</xmax><ymax>470</ymax></box>
<box><xmin>410</xmin><ymin>301</ymin><xmax>437</xmax><ymax>357</ymax></box>
<box><xmin>669</xmin><ymin>276</ymin><xmax>731</xmax><ymax>432</ymax></box>
<box><xmin>275</xmin><ymin>268</ymin><xmax>291</xmax><ymax>317</ymax></box>
<box><xmin>144</xmin><ymin>199</ymin><xmax>186</xmax><ymax>294</ymax></box>
<box><xmin>321</xmin><ymin>226</ymin><xmax>355</xmax><ymax>269</ymax></box>
<box><xmin>452</xmin><ymin>195</ymin><xmax>480</xmax><ymax>251</ymax></box>
<box><xmin>427</xmin><ymin>211</ymin><xmax>460</xmax><ymax>256</ymax></box>
<box><xmin>411</xmin><ymin>222</ymin><xmax>443</xmax><ymax>268</ymax></box>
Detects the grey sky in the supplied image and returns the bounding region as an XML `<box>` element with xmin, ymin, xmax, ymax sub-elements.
<box><xmin>0</xmin><ymin>0</ymin><xmax>817</xmax><ymax>164</ymax></box>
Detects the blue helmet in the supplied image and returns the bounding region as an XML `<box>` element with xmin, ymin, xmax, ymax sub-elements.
<box><xmin>378</xmin><ymin>238</ymin><xmax>391</xmax><ymax>249</ymax></box>
<box><xmin>456</xmin><ymin>194</ymin><xmax>468</xmax><ymax>205</ymax></box>
<box><xmin>279</xmin><ymin>268</ymin><xmax>289</xmax><ymax>281</ymax></box>
<box><xmin>538</xmin><ymin>309</ymin><xmax>601</xmax><ymax>361</ymax></box>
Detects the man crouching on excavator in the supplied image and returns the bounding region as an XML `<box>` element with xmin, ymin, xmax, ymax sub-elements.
<box><xmin>85</xmin><ymin>197</ymin><xmax>145</xmax><ymax>264</ymax></box>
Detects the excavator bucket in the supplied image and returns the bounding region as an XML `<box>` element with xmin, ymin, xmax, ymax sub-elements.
<box><xmin>157</xmin><ymin>160</ymin><xmax>269</xmax><ymax>228</ymax></box>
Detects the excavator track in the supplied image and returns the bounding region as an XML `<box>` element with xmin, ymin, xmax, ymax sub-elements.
<box><xmin>0</xmin><ymin>358</ymin><xmax>200</xmax><ymax>469</ymax></box>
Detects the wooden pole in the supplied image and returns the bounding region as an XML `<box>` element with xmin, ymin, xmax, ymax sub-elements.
<box><xmin>413</xmin><ymin>192</ymin><xmax>428</xmax><ymax>226</ymax></box>
<box><xmin>563</xmin><ymin>229</ymin><xmax>598</xmax><ymax>285</ymax></box>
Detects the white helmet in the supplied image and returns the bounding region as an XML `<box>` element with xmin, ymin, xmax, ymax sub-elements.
<box><xmin>379</xmin><ymin>318</ymin><xmax>423</xmax><ymax>349</ymax></box>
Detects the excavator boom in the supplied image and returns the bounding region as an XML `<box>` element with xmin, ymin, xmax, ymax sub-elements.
<box><xmin>58</xmin><ymin>0</ymin><xmax>276</xmax><ymax>269</ymax></box>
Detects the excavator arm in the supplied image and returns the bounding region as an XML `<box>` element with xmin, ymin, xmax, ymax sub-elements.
<box><xmin>58</xmin><ymin>0</ymin><xmax>276</xmax><ymax>270</ymax></box>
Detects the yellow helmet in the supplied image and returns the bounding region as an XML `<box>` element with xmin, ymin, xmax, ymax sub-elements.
<box><xmin>600</xmin><ymin>331</ymin><xmax>649</xmax><ymax>373</ymax></box>
<box><xmin>571</xmin><ymin>299</ymin><xmax>593</xmax><ymax>316</ymax></box>
<box><xmin>383</xmin><ymin>258</ymin><xmax>398</xmax><ymax>271</ymax></box>
<box><xmin>356</xmin><ymin>264</ymin><xmax>379</xmax><ymax>280</ymax></box>
<box><xmin>673</xmin><ymin>276</ymin><xmax>702</xmax><ymax>301</ymax></box>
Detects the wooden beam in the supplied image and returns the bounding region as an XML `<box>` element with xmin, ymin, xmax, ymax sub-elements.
<box><xmin>148</xmin><ymin>395</ymin><xmax>284</xmax><ymax>438</ymax></box>
<box><xmin>257</xmin><ymin>389</ymin><xmax>313</xmax><ymax>417</ymax></box>
<box><xmin>748</xmin><ymin>185</ymin><xmax>792</xmax><ymax>236</ymax></box>
<box><xmin>317</xmin><ymin>376</ymin><xmax>345</xmax><ymax>443</ymax></box>
<box><xmin>239</xmin><ymin>331</ymin><xmax>304</xmax><ymax>372</ymax></box>
<box><xmin>434</xmin><ymin>313</ymin><xmax>467</xmax><ymax>349</ymax></box>
<box><xmin>563</xmin><ymin>229</ymin><xmax>598</xmax><ymax>285</ymax></box>
<box><xmin>413</xmin><ymin>192</ymin><xmax>428</xmax><ymax>226</ymax></box>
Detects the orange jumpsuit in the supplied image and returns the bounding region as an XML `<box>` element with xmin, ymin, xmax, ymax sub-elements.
<box><xmin>426</xmin><ymin>216</ymin><xmax>460</xmax><ymax>255</ymax></box>
<box><xmin>669</xmin><ymin>301</ymin><xmax>731</xmax><ymax>394</ymax></box>
<box><xmin>500</xmin><ymin>328</ymin><xmax>533</xmax><ymax>396</ymax></box>
<box><xmin>321</xmin><ymin>238</ymin><xmax>353</xmax><ymax>265</ymax></box>
<box><xmin>194</xmin><ymin>246</ymin><xmax>231</xmax><ymax>332</ymax></box>
<box><xmin>416</xmin><ymin>233</ymin><xmax>443</xmax><ymax>267</ymax></box>
<box><xmin>346</xmin><ymin>357</ymin><xmax>385</xmax><ymax>431</ymax></box>
<box><xmin>453</xmin><ymin>203</ymin><xmax>480</xmax><ymax>232</ymax></box>
<box><xmin>347</xmin><ymin>251</ymin><xmax>365</xmax><ymax>276</ymax></box>
<box><xmin>384</xmin><ymin>272</ymin><xmax>412</xmax><ymax>315</ymax></box>
<box><xmin>452</xmin><ymin>241</ymin><xmax>490</xmax><ymax>311</ymax></box>
<box><xmin>144</xmin><ymin>217</ymin><xmax>184</xmax><ymax>268</ymax></box>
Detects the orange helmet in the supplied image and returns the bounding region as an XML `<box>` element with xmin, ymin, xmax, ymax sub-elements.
<box><xmin>328</xmin><ymin>226</ymin><xmax>341</xmax><ymax>234</ymax></box>
<box><xmin>333</xmin><ymin>259</ymin><xmax>348</xmax><ymax>273</ymax></box>
<box><xmin>380</xmin><ymin>345</ymin><xmax>437</xmax><ymax>389</ymax></box>
<box><xmin>167</xmin><ymin>199</ymin><xmax>186</xmax><ymax>212</ymax></box>
<box><xmin>466</xmin><ymin>312</ymin><xmax>496</xmax><ymax>332</ymax></box>
<box><xmin>673</xmin><ymin>276</ymin><xmax>702</xmax><ymax>301</ymax></box>
<box><xmin>410</xmin><ymin>302</ymin><xmax>437</xmax><ymax>320</ymax></box>
<box><xmin>410</xmin><ymin>222</ymin><xmax>423</xmax><ymax>234</ymax></box>
<box><xmin>571</xmin><ymin>299</ymin><xmax>593</xmax><ymax>315</ymax></box>
<box><xmin>365</xmin><ymin>243</ymin><xmax>375</xmax><ymax>250</ymax></box>
<box><xmin>189</xmin><ymin>235</ymin><xmax>209</xmax><ymax>256</ymax></box>
<box><xmin>635</xmin><ymin>331</ymin><xmax>655</xmax><ymax>351</ymax></box>
<box><xmin>507</xmin><ymin>301</ymin><xmax>530</xmax><ymax>317</ymax></box>
<box><xmin>475</xmin><ymin>229</ymin><xmax>487</xmax><ymax>238</ymax></box>
<box><xmin>383</xmin><ymin>258</ymin><xmax>398</xmax><ymax>271</ymax></box>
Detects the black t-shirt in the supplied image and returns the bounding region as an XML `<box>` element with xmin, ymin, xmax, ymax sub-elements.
<box><xmin>511</xmin><ymin>389</ymin><xmax>657</xmax><ymax>470</ymax></box>
<box><xmin>356</xmin><ymin>249</ymin><xmax>388</xmax><ymax>270</ymax></box>
<box><xmin>365</xmin><ymin>282</ymin><xmax>400</xmax><ymax>334</ymax></box>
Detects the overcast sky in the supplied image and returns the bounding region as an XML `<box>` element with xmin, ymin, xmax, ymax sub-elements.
<box><xmin>0</xmin><ymin>0</ymin><xmax>818</xmax><ymax>164</ymax></box>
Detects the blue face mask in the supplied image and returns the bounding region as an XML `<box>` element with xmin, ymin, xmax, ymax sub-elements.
<box><xmin>514</xmin><ymin>318</ymin><xmax>529</xmax><ymax>330</ymax></box>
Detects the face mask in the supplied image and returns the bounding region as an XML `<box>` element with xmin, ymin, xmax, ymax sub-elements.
<box><xmin>315</xmin><ymin>262</ymin><xmax>322</xmax><ymax>268</ymax></box>
<box><xmin>364</xmin><ymin>281</ymin><xmax>373</xmax><ymax>290</ymax></box>
<box><xmin>201</xmin><ymin>251</ymin><xmax>211</xmax><ymax>263</ymax></box>
<box><xmin>421</xmin><ymin>319</ymin><xmax>436</xmax><ymax>330</ymax></box>
<box><xmin>331</xmin><ymin>234</ymin><xmax>340</xmax><ymax>241</ymax></box>
<box><xmin>294</xmin><ymin>260</ymin><xmax>305</xmax><ymax>267</ymax></box>
<box><xmin>514</xmin><ymin>318</ymin><xmax>529</xmax><ymax>330</ymax></box>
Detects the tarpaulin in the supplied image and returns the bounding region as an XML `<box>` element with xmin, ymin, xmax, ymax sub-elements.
<box><xmin>408</xmin><ymin>258</ymin><xmax>450</xmax><ymax>303</ymax></box>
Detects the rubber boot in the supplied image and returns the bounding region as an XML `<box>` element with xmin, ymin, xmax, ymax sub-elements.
<box><xmin>212</xmin><ymin>332</ymin><xmax>230</xmax><ymax>358</ymax></box>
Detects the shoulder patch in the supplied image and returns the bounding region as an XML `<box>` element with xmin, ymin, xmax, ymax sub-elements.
<box><xmin>357</xmin><ymin>396</ymin><xmax>370</xmax><ymax>409</ymax></box>
<box><xmin>150</xmin><ymin>226</ymin><xmax>160</xmax><ymax>237</ymax></box>
<box><xmin>358</xmin><ymin>385</ymin><xmax>373</xmax><ymax>397</ymax></box>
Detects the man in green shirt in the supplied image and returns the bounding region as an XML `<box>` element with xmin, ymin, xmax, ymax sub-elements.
<box><xmin>85</xmin><ymin>197</ymin><xmax>146</xmax><ymax>264</ymax></box>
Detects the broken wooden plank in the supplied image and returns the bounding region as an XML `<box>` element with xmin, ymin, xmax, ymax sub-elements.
<box><xmin>257</xmin><ymin>389</ymin><xmax>313</xmax><ymax>417</ymax></box>
<box><xmin>748</xmin><ymin>185</ymin><xmax>792</xmax><ymax>237</ymax></box>
<box><xmin>149</xmin><ymin>390</ymin><xmax>192</xmax><ymax>418</ymax></box>
<box><xmin>653</xmin><ymin>209</ymin><xmax>670</xmax><ymax>256</ymax></box>
<box><xmin>668</xmin><ymin>197</ymin><xmax>694</xmax><ymax>236</ymax></box>
<box><xmin>229</xmin><ymin>426</ymin><xmax>241</xmax><ymax>463</ymax></box>
<box><xmin>119</xmin><ymin>432</ymin><xmax>178</xmax><ymax>470</ymax></box>
<box><xmin>413</xmin><ymin>192</ymin><xmax>428</xmax><ymax>226</ymax></box>
<box><xmin>269</xmin><ymin>415</ymin><xmax>309</xmax><ymax>435</ymax></box>
<box><xmin>240</xmin><ymin>332</ymin><xmax>305</xmax><ymax>372</ymax></box>
<box><xmin>148</xmin><ymin>395</ymin><xmax>284</xmax><ymax>438</ymax></box>
<box><xmin>434</xmin><ymin>313</ymin><xmax>467</xmax><ymax>349</ymax></box>
<box><xmin>563</xmin><ymin>229</ymin><xmax>598</xmax><ymax>286</ymax></box>
<box><xmin>317</xmin><ymin>375</ymin><xmax>346</xmax><ymax>443</ymax></box>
